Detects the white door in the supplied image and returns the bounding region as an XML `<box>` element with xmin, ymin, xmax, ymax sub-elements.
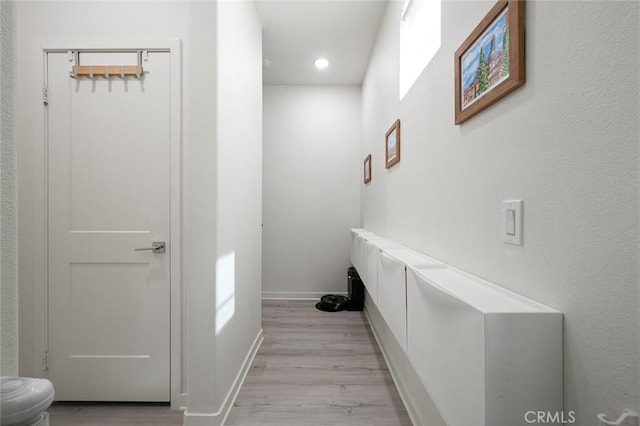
<box><xmin>47</xmin><ymin>51</ymin><xmax>171</xmax><ymax>401</ymax></box>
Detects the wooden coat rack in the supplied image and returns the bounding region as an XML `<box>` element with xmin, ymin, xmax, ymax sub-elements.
<box><xmin>69</xmin><ymin>51</ymin><xmax>144</xmax><ymax>79</ymax></box>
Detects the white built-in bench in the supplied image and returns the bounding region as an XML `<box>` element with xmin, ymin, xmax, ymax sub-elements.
<box><xmin>350</xmin><ymin>229</ymin><xmax>563</xmax><ymax>426</ymax></box>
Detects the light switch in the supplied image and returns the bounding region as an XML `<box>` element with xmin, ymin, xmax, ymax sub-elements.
<box><xmin>506</xmin><ymin>209</ymin><xmax>516</xmax><ymax>236</ymax></box>
<box><xmin>502</xmin><ymin>200</ymin><xmax>523</xmax><ymax>245</ymax></box>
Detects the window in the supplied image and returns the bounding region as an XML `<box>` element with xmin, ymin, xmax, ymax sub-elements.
<box><xmin>399</xmin><ymin>0</ymin><xmax>441</xmax><ymax>100</ymax></box>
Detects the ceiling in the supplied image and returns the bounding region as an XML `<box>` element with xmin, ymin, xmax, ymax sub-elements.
<box><xmin>255</xmin><ymin>0</ymin><xmax>389</xmax><ymax>85</ymax></box>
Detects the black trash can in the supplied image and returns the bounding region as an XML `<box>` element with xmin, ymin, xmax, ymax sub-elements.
<box><xmin>347</xmin><ymin>267</ymin><xmax>364</xmax><ymax>311</ymax></box>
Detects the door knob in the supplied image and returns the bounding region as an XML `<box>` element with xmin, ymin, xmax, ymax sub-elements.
<box><xmin>134</xmin><ymin>241</ymin><xmax>166</xmax><ymax>253</ymax></box>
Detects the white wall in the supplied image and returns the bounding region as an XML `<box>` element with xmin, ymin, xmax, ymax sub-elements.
<box><xmin>1</xmin><ymin>0</ymin><xmax>18</xmax><ymax>377</ymax></box>
<box><xmin>183</xmin><ymin>1</ymin><xmax>219</xmax><ymax>418</ymax></box>
<box><xmin>362</xmin><ymin>1</ymin><xmax>639</xmax><ymax>424</ymax></box>
<box><xmin>214</xmin><ymin>0</ymin><xmax>263</xmax><ymax>421</ymax></box>
<box><xmin>263</xmin><ymin>85</ymin><xmax>361</xmax><ymax>298</ymax></box>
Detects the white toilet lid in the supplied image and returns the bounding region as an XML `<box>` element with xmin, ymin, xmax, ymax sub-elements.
<box><xmin>1</xmin><ymin>377</ymin><xmax>55</xmax><ymax>426</ymax></box>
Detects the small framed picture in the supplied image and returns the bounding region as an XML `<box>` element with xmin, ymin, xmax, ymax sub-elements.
<box><xmin>385</xmin><ymin>119</ymin><xmax>401</xmax><ymax>169</ymax></box>
<box><xmin>364</xmin><ymin>155</ymin><xmax>372</xmax><ymax>183</ymax></box>
<box><xmin>454</xmin><ymin>0</ymin><xmax>525</xmax><ymax>124</ymax></box>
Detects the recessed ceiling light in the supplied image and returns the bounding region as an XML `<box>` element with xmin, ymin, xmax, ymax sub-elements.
<box><xmin>314</xmin><ymin>58</ymin><xmax>329</xmax><ymax>69</ymax></box>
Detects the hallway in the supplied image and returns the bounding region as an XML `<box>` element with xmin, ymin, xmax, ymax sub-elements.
<box><xmin>226</xmin><ymin>300</ymin><xmax>411</xmax><ymax>425</ymax></box>
<box><xmin>47</xmin><ymin>300</ymin><xmax>411</xmax><ymax>425</ymax></box>
<box><xmin>3</xmin><ymin>1</ymin><xmax>638</xmax><ymax>424</ymax></box>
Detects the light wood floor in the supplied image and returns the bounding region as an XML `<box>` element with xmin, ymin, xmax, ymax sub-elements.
<box><xmin>226</xmin><ymin>300</ymin><xmax>411</xmax><ymax>426</ymax></box>
<box><xmin>48</xmin><ymin>402</ymin><xmax>183</xmax><ymax>425</ymax></box>
<box><xmin>48</xmin><ymin>300</ymin><xmax>411</xmax><ymax>425</ymax></box>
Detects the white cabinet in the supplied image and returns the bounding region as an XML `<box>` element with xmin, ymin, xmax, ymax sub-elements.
<box><xmin>350</xmin><ymin>229</ymin><xmax>401</xmax><ymax>305</ymax></box>
<box><xmin>377</xmin><ymin>248</ymin><xmax>443</xmax><ymax>352</ymax></box>
<box><xmin>349</xmin><ymin>229</ymin><xmax>563</xmax><ymax>426</ymax></box>
<box><xmin>349</xmin><ymin>230</ymin><xmax>367</xmax><ymax>278</ymax></box>
<box><xmin>406</xmin><ymin>266</ymin><xmax>563</xmax><ymax>426</ymax></box>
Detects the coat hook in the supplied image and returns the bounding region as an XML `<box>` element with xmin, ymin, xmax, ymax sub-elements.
<box><xmin>105</xmin><ymin>67</ymin><xmax>109</xmax><ymax>79</ymax></box>
<box><xmin>89</xmin><ymin>65</ymin><xmax>94</xmax><ymax>79</ymax></box>
<box><xmin>120</xmin><ymin>66</ymin><xmax>125</xmax><ymax>79</ymax></box>
<box><xmin>69</xmin><ymin>51</ymin><xmax>79</xmax><ymax>79</ymax></box>
<box><xmin>136</xmin><ymin>51</ymin><xmax>142</xmax><ymax>79</ymax></box>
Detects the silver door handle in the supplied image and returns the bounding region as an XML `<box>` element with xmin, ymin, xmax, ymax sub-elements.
<box><xmin>134</xmin><ymin>241</ymin><xmax>166</xmax><ymax>253</ymax></box>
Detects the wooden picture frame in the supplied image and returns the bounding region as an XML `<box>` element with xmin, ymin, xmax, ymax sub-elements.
<box><xmin>454</xmin><ymin>0</ymin><xmax>525</xmax><ymax>125</ymax></box>
<box><xmin>385</xmin><ymin>119</ymin><xmax>401</xmax><ymax>169</ymax></box>
<box><xmin>364</xmin><ymin>155</ymin><xmax>372</xmax><ymax>183</ymax></box>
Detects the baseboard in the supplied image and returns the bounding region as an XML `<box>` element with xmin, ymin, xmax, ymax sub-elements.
<box><xmin>183</xmin><ymin>329</ymin><xmax>264</xmax><ymax>426</ymax></box>
<box><xmin>363</xmin><ymin>304</ymin><xmax>421</xmax><ymax>426</ymax></box>
<box><xmin>179</xmin><ymin>393</ymin><xmax>188</xmax><ymax>411</ymax></box>
<box><xmin>182</xmin><ymin>410</ymin><xmax>218</xmax><ymax>426</ymax></box>
<box><xmin>262</xmin><ymin>291</ymin><xmax>347</xmax><ymax>300</ymax></box>
<box><xmin>219</xmin><ymin>329</ymin><xmax>263</xmax><ymax>425</ymax></box>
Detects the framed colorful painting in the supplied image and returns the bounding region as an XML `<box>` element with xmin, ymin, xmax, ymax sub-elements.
<box><xmin>364</xmin><ymin>155</ymin><xmax>372</xmax><ymax>183</ymax></box>
<box><xmin>454</xmin><ymin>0</ymin><xmax>525</xmax><ymax>124</ymax></box>
<box><xmin>385</xmin><ymin>120</ymin><xmax>401</xmax><ymax>169</ymax></box>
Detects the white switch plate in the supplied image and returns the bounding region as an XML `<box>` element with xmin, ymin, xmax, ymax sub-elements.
<box><xmin>502</xmin><ymin>200</ymin><xmax>523</xmax><ymax>245</ymax></box>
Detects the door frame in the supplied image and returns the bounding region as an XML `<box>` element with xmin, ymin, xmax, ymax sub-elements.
<box><xmin>32</xmin><ymin>39</ymin><xmax>184</xmax><ymax>408</ymax></box>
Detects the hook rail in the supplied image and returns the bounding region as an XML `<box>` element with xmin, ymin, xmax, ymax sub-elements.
<box><xmin>69</xmin><ymin>50</ymin><xmax>145</xmax><ymax>79</ymax></box>
<box><xmin>70</xmin><ymin>65</ymin><xmax>143</xmax><ymax>79</ymax></box>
